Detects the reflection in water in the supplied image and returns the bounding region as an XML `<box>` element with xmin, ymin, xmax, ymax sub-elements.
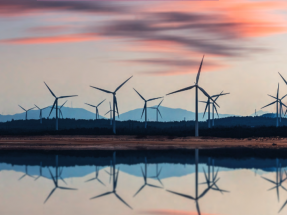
<box><xmin>151</xmin><ymin>164</ymin><xmax>163</xmax><ymax>186</ymax></box>
<box><xmin>201</xmin><ymin>158</ymin><xmax>229</xmax><ymax>194</ymax></box>
<box><xmin>44</xmin><ymin>155</ymin><xmax>77</xmax><ymax>203</ymax></box>
<box><xmin>3</xmin><ymin>150</ymin><xmax>287</xmax><ymax>214</ymax></box>
<box><xmin>133</xmin><ymin>157</ymin><xmax>163</xmax><ymax>197</ymax></box>
<box><xmin>166</xmin><ymin>149</ymin><xmax>228</xmax><ymax>215</ymax></box>
<box><xmin>18</xmin><ymin>165</ymin><xmax>35</xmax><ymax>180</ymax></box>
<box><xmin>90</xmin><ymin>152</ymin><xmax>133</xmax><ymax>209</ymax></box>
<box><xmin>85</xmin><ymin>166</ymin><xmax>105</xmax><ymax>186</ymax></box>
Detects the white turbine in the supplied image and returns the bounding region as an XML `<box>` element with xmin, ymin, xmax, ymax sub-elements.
<box><xmin>105</xmin><ymin>102</ymin><xmax>114</xmax><ymax>125</ymax></box>
<box><xmin>18</xmin><ymin>105</ymin><xmax>35</xmax><ymax>120</ymax></box>
<box><xmin>133</xmin><ymin>88</ymin><xmax>162</xmax><ymax>128</ymax></box>
<box><xmin>34</xmin><ymin>104</ymin><xmax>50</xmax><ymax>123</ymax></box>
<box><xmin>85</xmin><ymin>99</ymin><xmax>106</xmax><ymax>120</ymax></box>
<box><xmin>44</xmin><ymin>82</ymin><xmax>78</xmax><ymax>130</ymax></box>
<box><xmin>90</xmin><ymin>76</ymin><xmax>133</xmax><ymax>134</ymax></box>
<box><xmin>166</xmin><ymin>56</ymin><xmax>219</xmax><ymax>136</ymax></box>
<box><xmin>148</xmin><ymin>99</ymin><xmax>164</xmax><ymax>122</ymax></box>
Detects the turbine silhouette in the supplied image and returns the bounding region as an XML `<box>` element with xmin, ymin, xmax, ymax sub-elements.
<box><xmin>166</xmin><ymin>56</ymin><xmax>219</xmax><ymax>136</ymax></box>
<box><xmin>18</xmin><ymin>105</ymin><xmax>35</xmax><ymax>120</ymax></box>
<box><xmin>34</xmin><ymin>105</ymin><xmax>50</xmax><ymax>123</ymax></box>
<box><xmin>148</xmin><ymin>99</ymin><xmax>164</xmax><ymax>122</ymax></box>
<box><xmin>85</xmin><ymin>166</ymin><xmax>105</xmax><ymax>186</ymax></box>
<box><xmin>44</xmin><ymin>82</ymin><xmax>77</xmax><ymax>130</ymax></box>
<box><xmin>90</xmin><ymin>76</ymin><xmax>133</xmax><ymax>134</ymax></box>
<box><xmin>85</xmin><ymin>99</ymin><xmax>106</xmax><ymax>120</ymax></box>
<box><xmin>133</xmin><ymin>89</ymin><xmax>162</xmax><ymax>128</ymax></box>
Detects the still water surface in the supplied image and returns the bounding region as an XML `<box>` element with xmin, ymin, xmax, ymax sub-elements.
<box><xmin>0</xmin><ymin>150</ymin><xmax>286</xmax><ymax>215</ymax></box>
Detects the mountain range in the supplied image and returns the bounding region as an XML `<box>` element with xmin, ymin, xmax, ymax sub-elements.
<box><xmin>0</xmin><ymin>106</ymin><xmax>270</xmax><ymax>123</ymax></box>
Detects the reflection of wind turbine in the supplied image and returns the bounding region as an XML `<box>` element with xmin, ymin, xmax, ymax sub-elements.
<box><xmin>261</xmin><ymin>84</ymin><xmax>283</xmax><ymax>127</ymax></box>
<box><xmin>19</xmin><ymin>165</ymin><xmax>35</xmax><ymax>180</ymax></box>
<box><xmin>151</xmin><ymin>164</ymin><xmax>163</xmax><ymax>186</ymax></box>
<box><xmin>133</xmin><ymin>89</ymin><xmax>162</xmax><ymax>128</ymax></box>
<box><xmin>166</xmin><ymin>56</ymin><xmax>219</xmax><ymax>136</ymax></box>
<box><xmin>149</xmin><ymin>99</ymin><xmax>164</xmax><ymax>122</ymax></box>
<box><xmin>105</xmin><ymin>160</ymin><xmax>113</xmax><ymax>183</ymax></box>
<box><xmin>261</xmin><ymin>158</ymin><xmax>287</xmax><ymax>204</ymax></box>
<box><xmin>44</xmin><ymin>155</ymin><xmax>77</xmax><ymax>203</ymax></box>
<box><xmin>18</xmin><ymin>105</ymin><xmax>35</xmax><ymax>120</ymax></box>
<box><xmin>133</xmin><ymin>157</ymin><xmax>163</xmax><ymax>197</ymax></box>
<box><xmin>90</xmin><ymin>152</ymin><xmax>132</xmax><ymax>209</ymax></box>
<box><xmin>167</xmin><ymin>149</ymin><xmax>219</xmax><ymax>215</ymax></box>
<box><xmin>90</xmin><ymin>76</ymin><xmax>133</xmax><ymax>134</ymax></box>
<box><xmin>34</xmin><ymin>105</ymin><xmax>50</xmax><ymax>123</ymax></box>
<box><xmin>85</xmin><ymin>99</ymin><xmax>106</xmax><ymax>120</ymax></box>
<box><xmin>44</xmin><ymin>82</ymin><xmax>78</xmax><ymax>130</ymax></box>
<box><xmin>267</xmin><ymin>93</ymin><xmax>287</xmax><ymax>123</ymax></box>
<box><xmin>105</xmin><ymin>102</ymin><xmax>115</xmax><ymax>126</ymax></box>
<box><xmin>201</xmin><ymin>158</ymin><xmax>229</xmax><ymax>194</ymax></box>
<box><xmin>85</xmin><ymin>166</ymin><xmax>105</xmax><ymax>186</ymax></box>
<box><xmin>34</xmin><ymin>162</ymin><xmax>47</xmax><ymax>181</ymax></box>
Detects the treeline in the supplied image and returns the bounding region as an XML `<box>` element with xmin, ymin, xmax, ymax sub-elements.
<box><xmin>0</xmin><ymin>116</ymin><xmax>287</xmax><ymax>138</ymax></box>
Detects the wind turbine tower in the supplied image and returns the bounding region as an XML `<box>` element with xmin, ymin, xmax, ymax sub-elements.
<box><xmin>18</xmin><ymin>105</ymin><xmax>35</xmax><ymax>120</ymax></box>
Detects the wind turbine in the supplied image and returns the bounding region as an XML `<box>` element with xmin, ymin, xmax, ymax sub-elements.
<box><xmin>34</xmin><ymin>162</ymin><xmax>48</xmax><ymax>181</ymax></box>
<box><xmin>200</xmin><ymin>92</ymin><xmax>229</xmax><ymax>128</ymax></box>
<box><xmin>166</xmin><ymin>149</ymin><xmax>220</xmax><ymax>215</ymax></box>
<box><xmin>148</xmin><ymin>99</ymin><xmax>164</xmax><ymax>122</ymax></box>
<box><xmin>85</xmin><ymin>99</ymin><xmax>106</xmax><ymax>120</ymax></box>
<box><xmin>166</xmin><ymin>56</ymin><xmax>219</xmax><ymax>136</ymax></box>
<box><xmin>90</xmin><ymin>76</ymin><xmax>133</xmax><ymax>134</ymax></box>
<box><xmin>105</xmin><ymin>160</ymin><xmax>113</xmax><ymax>183</ymax></box>
<box><xmin>105</xmin><ymin>102</ymin><xmax>114</xmax><ymax>125</ymax></box>
<box><xmin>58</xmin><ymin>100</ymin><xmax>67</xmax><ymax>119</ymax></box>
<box><xmin>133</xmin><ymin>157</ymin><xmax>163</xmax><ymax>197</ymax></box>
<box><xmin>261</xmin><ymin>84</ymin><xmax>283</xmax><ymax>127</ymax></box>
<box><xmin>268</xmin><ymin>94</ymin><xmax>287</xmax><ymax>123</ymax></box>
<box><xmin>133</xmin><ymin>89</ymin><xmax>162</xmax><ymax>128</ymax></box>
<box><xmin>261</xmin><ymin>159</ymin><xmax>287</xmax><ymax>213</ymax></box>
<box><xmin>85</xmin><ymin>166</ymin><xmax>105</xmax><ymax>186</ymax></box>
<box><xmin>150</xmin><ymin>164</ymin><xmax>163</xmax><ymax>186</ymax></box>
<box><xmin>90</xmin><ymin>152</ymin><xmax>132</xmax><ymax>209</ymax></box>
<box><xmin>44</xmin><ymin>155</ymin><xmax>77</xmax><ymax>203</ymax></box>
<box><xmin>34</xmin><ymin>105</ymin><xmax>50</xmax><ymax>123</ymax></box>
<box><xmin>44</xmin><ymin>82</ymin><xmax>78</xmax><ymax>130</ymax></box>
<box><xmin>18</xmin><ymin>105</ymin><xmax>35</xmax><ymax>120</ymax></box>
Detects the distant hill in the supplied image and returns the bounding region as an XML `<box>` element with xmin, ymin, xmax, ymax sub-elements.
<box><xmin>261</xmin><ymin>113</ymin><xmax>277</xmax><ymax>118</ymax></box>
<box><xmin>249</xmin><ymin>110</ymin><xmax>269</xmax><ymax>117</ymax></box>
<box><xmin>118</xmin><ymin>106</ymin><xmax>239</xmax><ymax>122</ymax></box>
<box><xmin>0</xmin><ymin>106</ymin><xmax>238</xmax><ymax>122</ymax></box>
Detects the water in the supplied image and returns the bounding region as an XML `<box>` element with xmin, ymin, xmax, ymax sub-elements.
<box><xmin>0</xmin><ymin>150</ymin><xmax>287</xmax><ymax>215</ymax></box>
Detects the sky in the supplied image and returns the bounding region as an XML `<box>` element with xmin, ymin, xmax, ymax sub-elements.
<box><xmin>1</xmin><ymin>0</ymin><xmax>287</xmax><ymax>116</ymax></box>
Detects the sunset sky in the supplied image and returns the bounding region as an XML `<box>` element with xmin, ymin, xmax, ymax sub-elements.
<box><xmin>1</xmin><ymin>0</ymin><xmax>287</xmax><ymax>116</ymax></box>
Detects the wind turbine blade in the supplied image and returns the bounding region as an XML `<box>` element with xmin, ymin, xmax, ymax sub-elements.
<box><xmin>115</xmin><ymin>96</ymin><xmax>119</xmax><ymax>116</ymax></box>
<box><xmin>18</xmin><ymin>174</ymin><xmax>26</xmax><ymax>180</ymax></box>
<box><xmin>97</xmin><ymin>178</ymin><xmax>106</xmax><ymax>186</ymax></box>
<box><xmin>281</xmin><ymin>94</ymin><xmax>287</xmax><ymax>100</ymax></box>
<box><xmin>60</xmin><ymin>100</ymin><xmax>67</xmax><ymax>109</ymax></box>
<box><xmin>105</xmin><ymin>110</ymin><xmax>111</xmax><ymax>115</ymax></box>
<box><xmin>27</xmin><ymin>107</ymin><xmax>35</xmax><ymax>111</ymax></box>
<box><xmin>133</xmin><ymin>88</ymin><xmax>145</xmax><ymax>101</ymax></box>
<box><xmin>196</xmin><ymin>201</ymin><xmax>201</xmax><ymax>215</ymax></box>
<box><xmin>43</xmin><ymin>106</ymin><xmax>51</xmax><ymax>110</ymax></box>
<box><xmin>148</xmin><ymin>107</ymin><xmax>157</xmax><ymax>109</ymax></box>
<box><xmin>166</xmin><ymin>190</ymin><xmax>195</xmax><ymax>200</ymax></box>
<box><xmin>97</xmin><ymin>99</ymin><xmax>106</xmax><ymax>107</ymax></box>
<box><xmin>85</xmin><ymin>103</ymin><xmax>97</xmax><ymax>108</ymax></box>
<box><xmin>85</xmin><ymin>177</ymin><xmax>97</xmax><ymax>182</ymax></box>
<box><xmin>261</xmin><ymin>101</ymin><xmax>276</xmax><ymax>109</ymax></box>
<box><xmin>115</xmin><ymin>76</ymin><xmax>133</xmax><ymax>93</ymax></box>
<box><xmin>195</xmin><ymin>55</ymin><xmax>205</xmax><ymax>85</ymax></box>
<box><xmin>147</xmin><ymin>184</ymin><xmax>163</xmax><ymax>189</ymax></box>
<box><xmin>277</xmin><ymin>83</ymin><xmax>279</xmax><ymax>99</ymax></box>
<box><xmin>268</xmin><ymin>94</ymin><xmax>277</xmax><ymax>100</ymax></box>
<box><xmin>58</xmin><ymin>95</ymin><xmax>77</xmax><ymax>99</ymax></box>
<box><xmin>141</xmin><ymin>104</ymin><xmax>145</xmax><ymax>119</ymax></box>
<box><xmin>115</xmin><ymin>193</ymin><xmax>133</xmax><ymax>209</ymax></box>
<box><xmin>90</xmin><ymin>86</ymin><xmax>113</xmax><ymax>94</ymax></box>
<box><xmin>147</xmin><ymin>97</ymin><xmax>163</xmax><ymax>102</ymax></box>
<box><xmin>279</xmin><ymin>200</ymin><xmax>287</xmax><ymax>213</ymax></box>
<box><xmin>199</xmin><ymin>101</ymin><xmax>208</xmax><ymax>104</ymax></box>
<box><xmin>133</xmin><ymin>185</ymin><xmax>146</xmax><ymax>197</ymax></box>
<box><xmin>158</xmin><ymin>99</ymin><xmax>164</xmax><ymax>107</ymax></box>
<box><xmin>48</xmin><ymin>100</ymin><xmax>56</xmax><ymax>118</ymax></box>
<box><xmin>261</xmin><ymin>176</ymin><xmax>276</xmax><ymax>184</ymax></box>
<box><xmin>198</xmin><ymin>86</ymin><xmax>220</xmax><ymax>107</ymax></box>
<box><xmin>44</xmin><ymin>82</ymin><xmax>56</xmax><ymax>98</ymax></box>
<box><xmin>203</xmin><ymin>102</ymin><xmax>209</xmax><ymax>118</ymax></box>
<box><xmin>34</xmin><ymin>104</ymin><xmax>40</xmax><ymax>110</ymax></box>
<box><xmin>44</xmin><ymin>188</ymin><xmax>56</xmax><ymax>204</ymax></box>
<box><xmin>166</xmin><ymin>85</ymin><xmax>195</xmax><ymax>96</ymax></box>
<box><xmin>90</xmin><ymin>191</ymin><xmax>112</xmax><ymax>200</ymax></box>
<box><xmin>212</xmin><ymin>92</ymin><xmax>230</xmax><ymax>98</ymax></box>
<box><xmin>18</xmin><ymin>105</ymin><xmax>26</xmax><ymax>111</ymax></box>
<box><xmin>279</xmin><ymin>72</ymin><xmax>287</xmax><ymax>85</ymax></box>
<box><xmin>48</xmin><ymin>168</ymin><xmax>57</xmax><ymax>186</ymax></box>
<box><xmin>158</xmin><ymin>109</ymin><xmax>163</xmax><ymax>118</ymax></box>
<box><xmin>58</xmin><ymin>186</ymin><xmax>77</xmax><ymax>190</ymax></box>
<box><xmin>109</xmin><ymin>102</ymin><xmax>111</xmax><ymax>110</ymax></box>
